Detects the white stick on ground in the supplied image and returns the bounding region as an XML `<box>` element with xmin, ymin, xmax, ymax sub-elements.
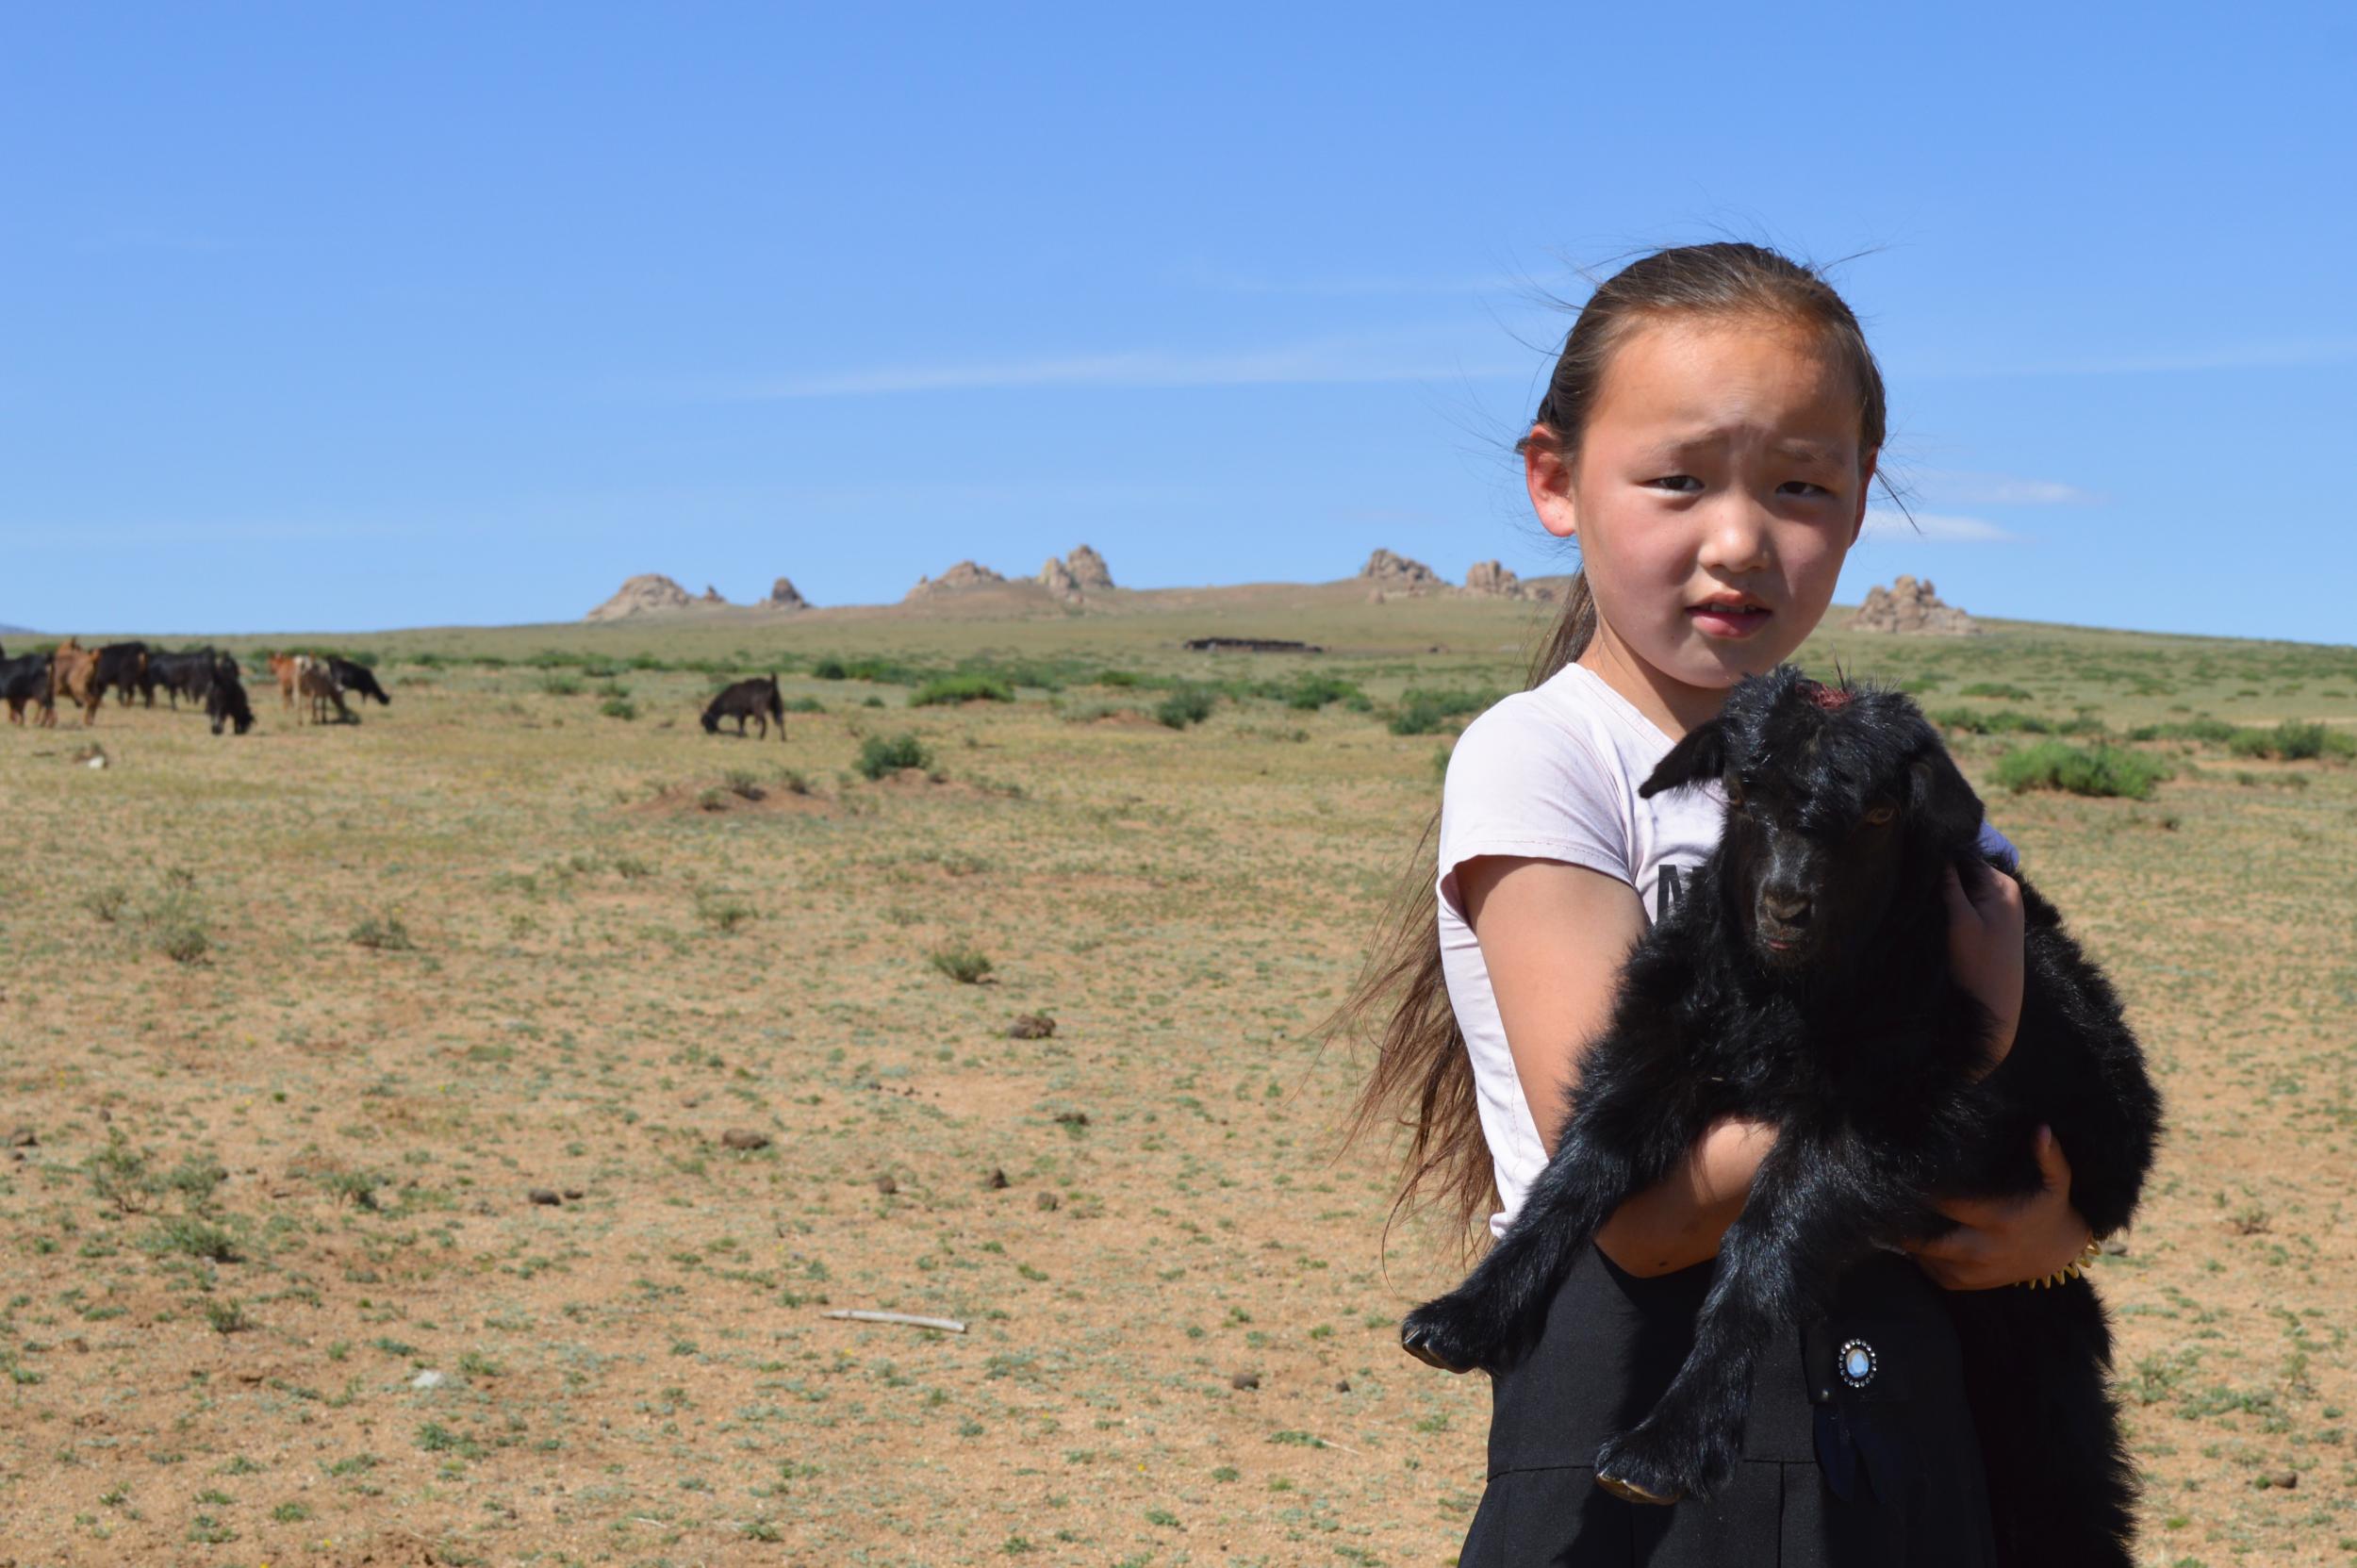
<box><xmin>822</xmin><ymin>1309</ymin><xmax>967</xmax><ymax>1333</ymax></box>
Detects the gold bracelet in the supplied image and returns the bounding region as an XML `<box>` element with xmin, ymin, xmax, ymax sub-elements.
<box><xmin>2020</xmin><ymin>1235</ymin><xmax>2103</xmax><ymax>1292</ymax></box>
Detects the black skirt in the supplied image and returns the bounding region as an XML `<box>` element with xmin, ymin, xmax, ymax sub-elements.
<box><xmin>1457</xmin><ymin>1244</ymin><xmax>1999</xmax><ymax>1568</ymax></box>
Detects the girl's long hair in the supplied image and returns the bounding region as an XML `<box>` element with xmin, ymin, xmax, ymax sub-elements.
<box><xmin>1328</xmin><ymin>242</ymin><xmax>1889</xmax><ymax>1254</ymax></box>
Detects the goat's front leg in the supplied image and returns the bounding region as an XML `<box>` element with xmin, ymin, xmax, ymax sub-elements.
<box><xmin>1402</xmin><ymin>1036</ymin><xmax>1719</xmax><ymax>1375</ymax></box>
<box><xmin>1594</xmin><ymin>1133</ymin><xmax>1887</xmax><ymax>1506</ymax></box>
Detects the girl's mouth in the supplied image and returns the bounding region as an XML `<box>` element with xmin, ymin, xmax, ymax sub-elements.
<box><xmin>1687</xmin><ymin>602</ymin><xmax>1772</xmax><ymax>637</ymax></box>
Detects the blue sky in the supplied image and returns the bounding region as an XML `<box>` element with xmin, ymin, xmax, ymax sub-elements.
<box><xmin>4</xmin><ymin>5</ymin><xmax>2352</xmax><ymax>642</ymax></box>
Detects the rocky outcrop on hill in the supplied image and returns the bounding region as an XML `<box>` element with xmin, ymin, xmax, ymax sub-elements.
<box><xmin>766</xmin><ymin>577</ymin><xmax>809</xmax><ymax>611</ymax></box>
<box><xmin>699</xmin><ymin>585</ymin><xmax>727</xmax><ymax>605</ymax></box>
<box><xmin>1038</xmin><ymin>556</ymin><xmax>1081</xmax><ymax>601</ymax></box>
<box><xmin>1067</xmin><ymin>544</ymin><xmax>1114</xmax><ymax>590</ymax></box>
<box><xmin>1359</xmin><ymin>549</ymin><xmax>1446</xmax><ymax>596</ymax></box>
<box><xmin>1849</xmin><ymin>575</ymin><xmax>1979</xmax><ymax>635</ymax></box>
<box><xmin>905</xmin><ymin>560</ymin><xmax>1008</xmax><ymax>601</ymax></box>
<box><xmin>1462</xmin><ymin>560</ymin><xmax>1527</xmax><ymax>599</ymax></box>
<box><xmin>585</xmin><ymin>573</ymin><xmax>695</xmax><ymax>621</ymax></box>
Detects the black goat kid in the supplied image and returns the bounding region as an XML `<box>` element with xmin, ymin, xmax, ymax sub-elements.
<box><xmin>1400</xmin><ymin>667</ymin><xmax>2160</xmax><ymax>1564</ymax></box>
<box><xmin>206</xmin><ymin>655</ymin><xmax>255</xmax><ymax>735</ymax></box>
<box><xmin>701</xmin><ymin>675</ymin><xmax>786</xmax><ymax>739</ymax></box>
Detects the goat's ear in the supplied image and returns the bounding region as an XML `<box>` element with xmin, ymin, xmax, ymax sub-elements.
<box><xmin>1907</xmin><ymin>749</ymin><xmax>1985</xmax><ymax>847</ymax></box>
<box><xmin>1639</xmin><ymin>720</ymin><xmax>1728</xmax><ymax>800</ymax></box>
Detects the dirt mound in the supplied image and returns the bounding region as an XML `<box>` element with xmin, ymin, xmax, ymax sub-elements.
<box><xmin>1359</xmin><ymin>548</ymin><xmax>1445</xmax><ymax>596</ymax></box>
<box><xmin>584</xmin><ymin>573</ymin><xmax>693</xmax><ymax>621</ymax></box>
<box><xmin>1850</xmin><ymin>575</ymin><xmax>1979</xmax><ymax>635</ymax></box>
<box><xmin>906</xmin><ymin>560</ymin><xmax>1008</xmax><ymax>601</ymax></box>
<box><xmin>767</xmin><ymin>577</ymin><xmax>810</xmax><ymax>610</ymax></box>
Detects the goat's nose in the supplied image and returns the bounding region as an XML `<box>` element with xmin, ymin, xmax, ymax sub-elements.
<box><xmin>1761</xmin><ymin>889</ymin><xmax>1813</xmax><ymax>926</ymax></box>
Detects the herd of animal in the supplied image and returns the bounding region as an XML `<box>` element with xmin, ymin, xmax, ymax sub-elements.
<box><xmin>0</xmin><ymin>639</ymin><xmax>390</xmax><ymax>736</ymax></box>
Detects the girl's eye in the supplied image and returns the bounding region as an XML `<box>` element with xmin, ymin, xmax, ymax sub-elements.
<box><xmin>1646</xmin><ymin>474</ymin><xmax>1704</xmax><ymax>493</ymax></box>
<box><xmin>1779</xmin><ymin>481</ymin><xmax>1832</xmax><ymax>498</ymax></box>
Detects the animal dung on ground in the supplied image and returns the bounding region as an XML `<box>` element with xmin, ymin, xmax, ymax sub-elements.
<box><xmin>985</xmin><ymin>1167</ymin><xmax>1010</xmax><ymax>1190</ymax></box>
<box><xmin>527</xmin><ymin>1188</ymin><xmax>563</xmax><ymax>1206</ymax></box>
<box><xmin>874</xmin><ymin>1173</ymin><xmax>898</xmax><ymax>1195</ymax></box>
<box><xmin>1052</xmin><ymin>1110</ymin><xmax>1089</xmax><ymax>1128</ymax></box>
<box><xmin>1033</xmin><ymin>1191</ymin><xmax>1060</xmax><ymax>1212</ymax></box>
<box><xmin>720</xmin><ymin>1128</ymin><xmax>772</xmax><ymax>1151</ymax></box>
<box><xmin>1229</xmin><ymin>1370</ymin><xmax>1260</xmax><ymax>1391</ymax></box>
<box><xmin>7</xmin><ymin>1128</ymin><xmax>35</xmax><ymax>1148</ymax></box>
<box><xmin>1009</xmin><ymin>1013</ymin><xmax>1057</xmax><ymax>1039</ymax></box>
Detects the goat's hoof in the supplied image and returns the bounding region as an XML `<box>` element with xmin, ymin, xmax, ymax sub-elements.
<box><xmin>1594</xmin><ymin>1470</ymin><xmax>1683</xmax><ymax>1507</ymax></box>
<box><xmin>1594</xmin><ymin>1428</ymin><xmax>1701</xmax><ymax>1507</ymax></box>
<box><xmin>1398</xmin><ymin>1303</ymin><xmax>1484</xmax><ymax>1374</ymax></box>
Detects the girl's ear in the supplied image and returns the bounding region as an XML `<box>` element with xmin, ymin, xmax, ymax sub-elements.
<box><xmin>1525</xmin><ymin>433</ymin><xmax>1578</xmax><ymax>541</ymax></box>
<box><xmin>1639</xmin><ymin>720</ymin><xmax>1728</xmax><ymax>799</ymax></box>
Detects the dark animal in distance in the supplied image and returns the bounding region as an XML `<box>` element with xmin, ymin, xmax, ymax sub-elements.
<box><xmin>701</xmin><ymin>674</ymin><xmax>786</xmax><ymax>740</ymax></box>
<box><xmin>1400</xmin><ymin>667</ymin><xmax>2161</xmax><ymax>1565</ymax></box>
<box><xmin>206</xmin><ymin>654</ymin><xmax>255</xmax><ymax>735</ymax></box>
<box><xmin>330</xmin><ymin>657</ymin><xmax>391</xmax><ymax>706</ymax></box>
<box><xmin>1</xmin><ymin>651</ymin><xmax>50</xmax><ymax>725</ymax></box>
<box><xmin>147</xmin><ymin>649</ymin><xmax>221</xmax><ymax>710</ymax></box>
<box><xmin>93</xmin><ymin>641</ymin><xmax>151</xmax><ymax>707</ymax></box>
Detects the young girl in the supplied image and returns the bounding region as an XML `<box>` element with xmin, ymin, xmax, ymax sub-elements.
<box><xmin>1342</xmin><ymin>243</ymin><xmax>2100</xmax><ymax>1566</ymax></box>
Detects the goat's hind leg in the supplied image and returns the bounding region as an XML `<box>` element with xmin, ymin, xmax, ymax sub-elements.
<box><xmin>1594</xmin><ymin>1137</ymin><xmax>1886</xmax><ymax>1507</ymax></box>
<box><xmin>1401</xmin><ymin>1046</ymin><xmax>1711</xmax><ymax>1376</ymax></box>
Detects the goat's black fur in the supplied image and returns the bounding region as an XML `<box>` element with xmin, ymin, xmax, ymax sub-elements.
<box><xmin>331</xmin><ymin>657</ymin><xmax>391</xmax><ymax>706</ymax></box>
<box><xmin>1400</xmin><ymin>665</ymin><xmax>2160</xmax><ymax>1565</ymax></box>
<box><xmin>206</xmin><ymin>655</ymin><xmax>254</xmax><ymax>735</ymax></box>
<box><xmin>147</xmin><ymin>648</ymin><xmax>219</xmax><ymax>709</ymax></box>
<box><xmin>701</xmin><ymin>674</ymin><xmax>786</xmax><ymax>739</ymax></box>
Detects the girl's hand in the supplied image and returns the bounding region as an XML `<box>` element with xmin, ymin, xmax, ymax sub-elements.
<box><xmin>1907</xmin><ymin>1126</ymin><xmax>2094</xmax><ymax>1291</ymax></box>
<box><xmin>1944</xmin><ymin>861</ymin><xmax>2024</xmax><ymax>1075</ymax></box>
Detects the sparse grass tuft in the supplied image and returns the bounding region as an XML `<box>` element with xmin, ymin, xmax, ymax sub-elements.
<box><xmin>913</xmin><ymin>673</ymin><xmax>1015</xmax><ymax>706</ymax></box>
<box><xmin>1993</xmin><ymin>741</ymin><xmax>2168</xmax><ymax>800</ymax></box>
<box><xmin>349</xmin><ymin>914</ymin><xmax>415</xmax><ymax>951</ymax></box>
<box><xmin>857</xmin><ymin>734</ymin><xmax>933</xmax><ymax>779</ymax></box>
<box><xmin>929</xmin><ymin>944</ymin><xmax>994</xmax><ymax>983</ymax></box>
<box><xmin>1389</xmin><ymin>688</ymin><xmax>1497</xmax><ymax>736</ymax></box>
<box><xmin>1155</xmin><ymin>688</ymin><xmax>1216</xmax><ymax>729</ymax></box>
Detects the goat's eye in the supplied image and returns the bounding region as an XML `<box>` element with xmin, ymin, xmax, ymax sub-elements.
<box><xmin>1863</xmin><ymin>802</ymin><xmax>1897</xmax><ymax>826</ymax></box>
<box><xmin>1722</xmin><ymin>777</ymin><xmax>1744</xmax><ymax>807</ymax></box>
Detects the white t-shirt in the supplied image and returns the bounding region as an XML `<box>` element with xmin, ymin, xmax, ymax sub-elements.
<box><xmin>1436</xmin><ymin>662</ymin><xmax>1724</xmax><ymax>1240</ymax></box>
<box><xmin>1435</xmin><ymin>664</ymin><xmax>2019</xmax><ymax>1241</ymax></box>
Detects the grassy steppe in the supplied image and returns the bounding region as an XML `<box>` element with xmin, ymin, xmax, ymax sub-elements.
<box><xmin>2</xmin><ymin>590</ymin><xmax>2352</xmax><ymax>1565</ymax></box>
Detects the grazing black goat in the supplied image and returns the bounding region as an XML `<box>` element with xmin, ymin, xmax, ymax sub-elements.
<box><xmin>147</xmin><ymin>648</ymin><xmax>219</xmax><ymax>709</ymax></box>
<box><xmin>1400</xmin><ymin>666</ymin><xmax>2160</xmax><ymax>1565</ymax></box>
<box><xmin>206</xmin><ymin>654</ymin><xmax>255</xmax><ymax>735</ymax></box>
<box><xmin>701</xmin><ymin>674</ymin><xmax>786</xmax><ymax>739</ymax></box>
<box><xmin>0</xmin><ymin>651</ymin><xmax>49</xmax><ymax>724</ymax></box>
<box><xmin>330</xmin><ymin>657</ymin><xmax>391</xmax><ymax>706</ymax></box>
<box><xmin>93</xmin><ymin>641</ymin><xmax>151</xmax><ymax>706</ymax></box>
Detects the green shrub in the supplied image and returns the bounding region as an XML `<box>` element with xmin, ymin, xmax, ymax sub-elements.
<box><xmin>812</xmin><ymin>657</ymin><xmax>849</xmax><ymax>680</ymax></box>
<box><xmin>1390</xmin><ymin>688</ymin><xmax>1498</xmax><ymax>736</ymax></box>
<box><xmin>148</xmin><ymin>1216</ymin><xmax>240</xmax><ymax>1263</ymax></box>
<box><xmin>856</xmin><ymin>734</ymin><xmax>933</xmax><ymax>779</ymax></box>
<box><xmin>912</xmin><ymin>674</ymin><xmax>1014</xmax><ymax>706</ymax></box>
<box><xmin>1992</xmin><ymin>742</ymin><xmax>2167</xmax><ymax>801</ymax></box>
<box><xmin>599</xmin><ymin>697</ymin><xmax>637</xmax><ymax>720</ymax></box>
<box><xmin>2222</xmin><ymin>719</ymin><xmax>2353</xmax><ymax>760</ymax></box>
<box><xmin>2127</xmin><ymin>716</ymin><xmax>2237</xmax><ymax>744</ymax></box>
<box><xmin>784</xmin><ymin>696</ymin><xmax>825</xmax><ymax>713</ymax></box>
<box><xmin>349</xmin><ymin>915</ymin><xmax>414</xmax><ymax>952</ymax></box>
<box><xmin>1155</xmin><ymin>688</ymin><xmax>1217</xmax><ymax>729</ymax></box>
<box><xmin>538</xmin><ymin>674</ymin><xmax>584</xmax><ymax>697</ymax></box>
<box><xmin>929</xmin><ymin>944</ymin><xmax>994</xmax><ymax>983</ymax></box>
<box><xmin>1273</xmin><ymin>675</ymin><xmax>1367</xmax><ymax>712</ymax></box>
<box><xmin>1932</xmin><ymin>706</ymin><xmax>2052</xmax><ymax>736</ymax></box>
<box><xmin>1959</xmin><ymin>682</ymin><xmax>2034</xmax><ymax>701</ymax></box>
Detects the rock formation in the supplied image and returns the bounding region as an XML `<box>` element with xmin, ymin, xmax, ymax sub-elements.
<box><xmin>585</xmin><ymin>573</ymin><xmax>694</xmax><ymax>622</ymax></box>
<box><xmin>1849</xmin><ymin>575</ymin><xmax>1979</xmax><ymax>635</ymax></box>
<box><xmin>1038</xmin><ymin>556</ymin><xmax>1081</xmax><ymax>601</ymax></box>
<box><xmin>905</xmin><ymin>560</ymin><xmax>1008</xmax><ymax>601</ymax></box>
<box><xmin>699</xmin><ymin>585</ymin><xmax>727</xmax><ymax>605</ymax></box>
<box><xmin>766</xmin><ymin>577</ymin><xmax>809</xmax><ymax>611</ymax></box>
<box><xmin>1067</xmin><ymin>544</ymin><xmax>1114</xmax><ymax>590</ymax></box>
<box><xmin>1358</xmin><ymin>548</ymin><xmax>1446</xmax><ymax>596</ymax></box>
<box><xmin>1462</xmin><ymin>560</ymin><xmax>1526</xmax><ymax>599</ymax></box>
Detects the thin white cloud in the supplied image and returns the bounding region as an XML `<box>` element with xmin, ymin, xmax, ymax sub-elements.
<box><xmin>1904</xmin><ymin>469</ymin><xmax>2101</xmax><ymax>506</ymax></box>
<box><xmin>671</xmin><ymin>333</ymin><xmax>1527</xmax><ymax>401</ymax></box>
<box><xmin>1860</xmin><ymin>508</ymin><xmax>2017</xmax><ymax>543</ymax></box>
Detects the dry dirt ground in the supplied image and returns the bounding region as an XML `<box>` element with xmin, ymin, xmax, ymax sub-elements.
<box><xmin>1</xmin><ymin>594</ymin><xmax>2352</xmax><ymax>1566</ymax></box>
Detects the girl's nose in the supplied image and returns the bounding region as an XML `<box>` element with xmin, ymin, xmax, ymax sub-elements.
<box><xmin>1697</xmin><ymin>498</ymin><xmax>1773</xmax><ymax>575</ymax></box>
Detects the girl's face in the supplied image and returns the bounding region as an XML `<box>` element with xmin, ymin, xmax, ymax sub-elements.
<box><xmin>1527</xmin><ymin>313</ymin><xmax>1873</xmax><ymax>731</ymax></box>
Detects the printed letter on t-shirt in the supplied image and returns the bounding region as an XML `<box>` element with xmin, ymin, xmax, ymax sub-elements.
<box><xmin>1655</xmin><ymin>864</ymin><xmax>1685</xmax><ymax>922</ymax></box>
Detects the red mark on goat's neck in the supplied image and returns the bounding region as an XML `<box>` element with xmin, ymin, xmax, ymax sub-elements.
<box><xmin>1805</xmin><ymin>683</ymin><xmax>1852</xmax><ymax>711</ymax></box>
